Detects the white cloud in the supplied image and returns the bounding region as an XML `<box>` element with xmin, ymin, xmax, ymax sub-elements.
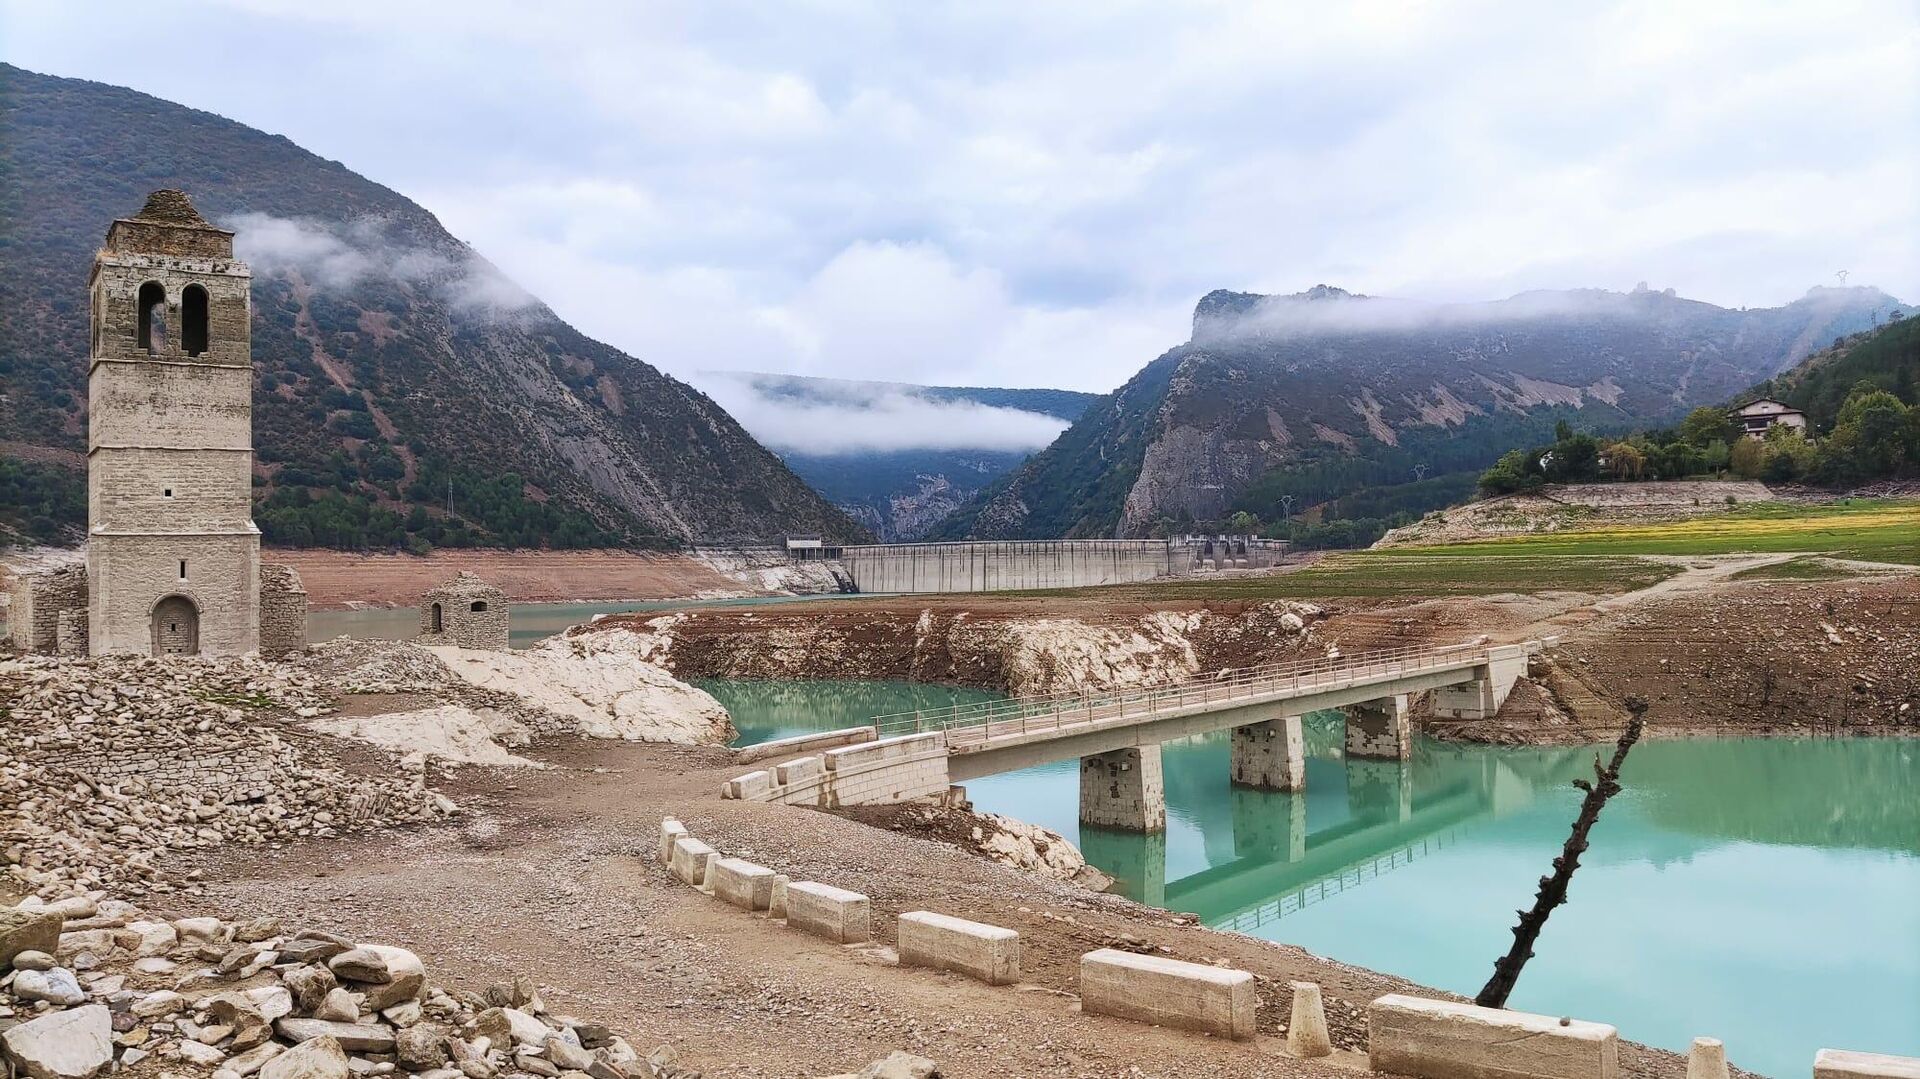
<box><xmin>229</xmin><ymin>213</ymin><xmax>539</xmax><ymax>318</ymax></box>
<box><xmin>5</xmin><ymin>0</ymin><xmax>1914</xmax><ymax>396</ymax></box>
<box><xmin>691</xmin><ymin>372</ymin><xmax>1071</xmax><ymax>455</ymax></box>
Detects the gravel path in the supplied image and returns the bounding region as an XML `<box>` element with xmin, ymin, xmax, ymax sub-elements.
<box><xmin>199</xmin><ymin>733</ymin><xmax>1696</xmax><ymax>1079</ymax></box>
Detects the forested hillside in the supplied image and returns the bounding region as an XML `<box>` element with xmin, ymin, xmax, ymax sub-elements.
<box><xmin>1475</xmin><ymin>315</ymin><xmax>1920</xmax><ymax>497</ymax></box>
<box><xmin>1753</xmin><ymin>314</ymin><xmax>1919</xmax><ymax>430</ymax></box>
<box><xmin>0</xmin><ymin>64</ymin><xmax>865</xmax><ymax>550</ymax></box>
<box><xmin>934</xmin><ymin>284</ymin><xmax>1902</xmax><ymax>541</ymax></box>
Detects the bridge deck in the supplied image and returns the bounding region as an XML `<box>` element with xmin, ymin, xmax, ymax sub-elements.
<box><xmin>874</xmin><ymin>641</ymin><xmax>1533</xmax><ymax>760</ymax></box>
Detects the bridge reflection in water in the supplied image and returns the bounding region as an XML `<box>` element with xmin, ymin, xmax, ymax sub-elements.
<box><xmin>1075</xmin><ymin>725</ymin><xmax>1588</xmax><ymax>928</ymax></box>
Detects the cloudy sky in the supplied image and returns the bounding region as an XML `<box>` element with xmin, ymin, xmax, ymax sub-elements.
<box><xmin>5</xmin><ymin>1</ymin><xmax>1916</xmax><ymax>395</ymax></box>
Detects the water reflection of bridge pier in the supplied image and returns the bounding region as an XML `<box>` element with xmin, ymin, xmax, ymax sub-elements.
<box><xmin>1080</xmin><ymin>750</ymin><xmax>1554</xmax><ymax>923</ymax></box>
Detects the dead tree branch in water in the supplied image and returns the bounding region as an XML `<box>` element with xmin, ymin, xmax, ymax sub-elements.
<box><xmin>1475</xmin><ymin>697</ymin><xmax>1649</xmax><ymax>1010</ymax></box>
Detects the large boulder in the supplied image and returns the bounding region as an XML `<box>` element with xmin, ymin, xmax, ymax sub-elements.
<box><xmin>328</xmin><ymin>945</ymin><xmax>425</xmax><ymax>1010</ymax></box>
<box><xmin>274</xmin><ymin>1019</ymin><xmax>397</xmax><ymax>1054</ymax></box>
<box><xmin>13</xmin><ymin>966</ymin><xmax>86</xmax><ymax>1005</ymax></box>
<box><xmin>260</xmin><ymin>1036</ymin><xmax>349</xmax><ymax>1079</ymax></box>
<box><xmin>1</xmin><ymin>908</ymin><xmax>64</xmax><ymax>970</ymax></box>
<box><xmin>0</xmin><ymin>1004</ymin><xmax>113</xmax><ymax>1079</ymax></box>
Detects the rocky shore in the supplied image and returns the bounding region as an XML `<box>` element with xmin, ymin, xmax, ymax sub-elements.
<box><xmin>587</xmin><ymin>599</ymin><xmax>1332</xmax><ymax>697</ymax></box>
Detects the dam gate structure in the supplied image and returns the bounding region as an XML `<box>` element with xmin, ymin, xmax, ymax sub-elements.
<box><xmin>814</xmin><ymin>536</ymin><xmax>1285</xmax><ymax>594</ymax></box>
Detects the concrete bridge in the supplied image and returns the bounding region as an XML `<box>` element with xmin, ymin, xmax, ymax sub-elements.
<box><xmin>723</xmin><ymin>639</ymin><xmax>1544</xmax><ymax>833</ymax></box>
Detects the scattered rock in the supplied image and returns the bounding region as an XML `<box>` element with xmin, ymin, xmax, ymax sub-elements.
<box><xmin>0</xmin><ymin>908</ymin><xmax>64</xmax><ymax>969</ymax></box>
<box><xmin>10</xmin><ymin>948</ymin><xmax>56</xmax><ymax>971</ymax></box>
<box><xmin>314</xmin><ymin>988</ymin><xmax>360</xmax><ymax>1023</ymax></box>
<box><xmin>395</xmin><ymin>1027</ymin><xmax>448</xmax><ymax>1072</ymax></box>
<box><xmin>0</xmin><ymin>1004</ymin><xmax>113</xmax><ymax>1079</ymax></box>
<box><xmin>857</xmin><ymin>1052</ymin><xmax>940</xmax><ymax>1079</ymax></box>
<box><xmin>12</xmin><ymin>966</ymin><xmax>85</xmax><ymax>1005</ymax></box>
<box><xmin>260</xmin><ymin>1035</ymin><xmax>350</xmax><ymax>1079</ymax></box>
<box><xmin>275</xmin><ymin>1018</ymin><xmax>398</xmax><ymax>1054</ymax></box>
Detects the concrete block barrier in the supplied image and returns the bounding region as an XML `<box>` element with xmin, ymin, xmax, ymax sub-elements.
<box><xmin>1078</xmin><ymin>948</ymin><xmax>1255</xmax><ymax>1040</ymax></box>
<box><xmin>823</xmin><ymin>732</ymin><xmax>945</xmax><ymax>772</ymax></box>
<box><xmin>733</xmin><ymin>726</ymin><xmax>877</xmax><ymax>764</ymax></box>
<box><xmin>775</xmin><ymin>756</ymin><xmax>824</xmax><ymax>786</ymax></box>
<box><xmin>709</xmin><ymin>858</ymin><xmax>777</xmax><ymax>912</ymax></box>
<box><xmin>897</xmin><ymin>911</ymin><xmax>1019</xmax><ymax>985</ymax></box>
<box><xmin>1815</xmin><ymin>1050</ymin><xmax>1920</xmax><ymax>1079</ymax></box>
<box><xmin>1369</xmin><ymin>994</ymin><xmax>1618</xmax><ymax>1079</ymax></box>
<box><xmin>669</xmin><ymin>837</ymin><xmax>717</xmax><ymax>887</ymax></box>
<box><xmin>722</xmin><ymin>769</ymin><xmax>772</xmax><ymax>800</ymax></box>
<box><xmin>658</xmin><ymin>818</ymin><xmax>687</xmax><ymax>865</ymax></box>
<box><xmin>769</xmin><ymin>875</ymin><xmax>790</xmax><ymax>918</ymax></box>
<box><xmin>784</xmin><ymin>881</ymin><xmax>872</xmax><ymax>944</ymax></box>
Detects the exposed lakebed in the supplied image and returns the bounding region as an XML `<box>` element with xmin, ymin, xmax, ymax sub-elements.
<box><xmin>704</xmin><ymin>677</ymin><xmax>1920</xmax><ymax>1079</ymax></box>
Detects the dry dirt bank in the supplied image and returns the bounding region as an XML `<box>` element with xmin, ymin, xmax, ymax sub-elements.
<box><xmin>594</xmin><ymin>568</ymin><xmax>1919</xmax><ymax>745</ymax></box>
<box><xmin>197</xmin><ymin>733</ymin><xmax>1698</xmax><ymax>1079</ymax></box>
<box><xmin>271</xmin><ymin>549</ymin><xmax>754</xmax><ymax>609</ymax></box>
<box><xmin>1375</xmin><ymin>480</ymin><xmax>1778</xmax><ymax>547</ymax></box>
<box><xmin>595</xmin><ymin>598</ymin><xmax>1335</xmax><ymax>697</ymax></box>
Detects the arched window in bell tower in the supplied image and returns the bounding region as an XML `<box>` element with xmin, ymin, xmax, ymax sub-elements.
<box><xmin>182</xmin><ymin>284</ymin><xmax>210</xmax><ymax>357</ymax></box>
<box><xmin>137</xmin><ymin>281</ymin><xmax>167</xmax><ymax>355</ymax></box>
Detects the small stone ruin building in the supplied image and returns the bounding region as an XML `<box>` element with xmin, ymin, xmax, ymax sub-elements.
<box><xmin>417</xmin><ymin>572</ymin><xmax>509</xmax><ymax>651</ymax></box>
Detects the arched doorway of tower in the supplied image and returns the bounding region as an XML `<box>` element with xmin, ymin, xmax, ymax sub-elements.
<box><xmin>151</xmin><ymin>594</ymin><xmax>200</xmax><ymax>656</ymax></box>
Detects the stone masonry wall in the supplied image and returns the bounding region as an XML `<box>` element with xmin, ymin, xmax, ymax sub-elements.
<box><xmin>88</xmin><ymin>534</ymin><xmax>260</xmax><ymax>656</ymax></box>
<box><xmin>259</xmin><ymin>562</ymin><xmax>309</xmax><ymax>658</ymax></box>
<box><xmin>8</xmin><ymin>566</ymin><xmax>88</xmax><ymax>655</ymax></box>
<box><xmin>56</xmin><ymin>608</ymin><xmax>89</xmax><ymax>655</ymax></box>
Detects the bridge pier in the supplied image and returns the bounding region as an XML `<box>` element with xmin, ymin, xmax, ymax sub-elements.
<box><xmin>1431</xmin><ymin>645</ymin><xmax>1530</xmax><ymax>719</ymax></box>
<box><xmin>1431</xmin><ymin>677</ymin><xmax>1497</xmax><ymax>720</ymax></box>
<box><xmin>1344</xmin><ymin>694</ymin><xmax>1411</xmax><ymax>760</ymax></box>
<box><xmin>1079</xmin><ymin>746</ymin><xmax>1166</xmax><ymax>833</ymax></box>
<box><xmin>1230</xmin><ymin>715</ymin><xmax>1305</xmax><ymax>791</ymax></box>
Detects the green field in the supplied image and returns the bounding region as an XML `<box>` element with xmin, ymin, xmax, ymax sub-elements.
<box><xmin>1727</xmin><ymin>557</ymin><xmax>1867</xmax><ymax>582</ymax></box>
<box><xmin>1399</xmin><ymin>499</ymin><xmax>1918</xmax><ymax>563</ymax></box>
<box><xmin>1043</xmin><ymin>498</ymin><xmax>1916</xmax><ymax>601</ymax></box>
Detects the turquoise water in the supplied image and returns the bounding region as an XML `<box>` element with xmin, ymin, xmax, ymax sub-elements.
<box><xmin>705</xmin><ymin>678</ymin><xmax>1920</xmax><ymax>1077</ymax></box>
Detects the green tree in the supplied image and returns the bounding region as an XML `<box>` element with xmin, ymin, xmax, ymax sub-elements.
<box><xmin>1759</xmin><ymin>425</ymin><xmax>1817</xmax><ymax>481</ymax></box>
<box><xmin>1678</xmin><ymin>406</ymin><xmax>1737</xmax><ymax>447</ymax></box>
<box><xmin>1478</xmin><ymin>448</ymin><xmax>1542</xmax><ymax>494</ymax></box>
<box><xmin>1817</xmin><ymin>389</ymin><xmax>1917</xmax><ymax>482</ymax></box>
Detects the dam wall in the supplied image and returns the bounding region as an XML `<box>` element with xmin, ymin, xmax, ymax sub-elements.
<box><xmin>833</xmin><ymin>538</ymin><xmax>1281</xmax><ymax>594</ymax></box>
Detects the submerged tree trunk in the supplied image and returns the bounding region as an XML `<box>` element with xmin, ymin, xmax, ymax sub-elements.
<box><xmin>1475</xmin><ymin>698</ymin><xmax>1649</xmax><ymax>1010</ymax></box>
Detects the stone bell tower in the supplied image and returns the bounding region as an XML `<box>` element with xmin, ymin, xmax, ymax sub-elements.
<box><xmin>87</xmin><ymin>190</ymin><xmax>260</xmax><ymax>655</ymax></box>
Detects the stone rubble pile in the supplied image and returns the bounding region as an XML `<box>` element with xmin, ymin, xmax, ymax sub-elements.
<box><xmin>0</xmin><ymin>654</ymin><xmax>457</xmax><ymax>897</ymax></box>
<box><xmin>0</xmin><ymin>894</ymin><xmax>698</xmax><ymax>1079</ymax></box>
<box><xmin>290</xmin><ymin>640</ymin><xmax>480</xmax><ymax>698</ymax></box>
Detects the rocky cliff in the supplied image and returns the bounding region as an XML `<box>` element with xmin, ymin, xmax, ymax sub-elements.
<box><xmin>935</xmin><ymin>284</ymin><xmax>1902</xmax><ymax>539</ymax></box>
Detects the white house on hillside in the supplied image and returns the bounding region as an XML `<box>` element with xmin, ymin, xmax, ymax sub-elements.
<box><xmin>1731</xmin><ymin>398</ymin><xmax>1809</xmax><ymax>440</ymax></box>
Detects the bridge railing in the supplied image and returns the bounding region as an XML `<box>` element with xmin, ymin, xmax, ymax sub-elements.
<box><xmin>870</xmin><ymin>640</ymin><xmax>1491</xmax><ymax>746</ymax></box>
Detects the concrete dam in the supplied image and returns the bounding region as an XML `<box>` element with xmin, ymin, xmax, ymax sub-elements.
<box><xmin>790</xmin><ymin>537</ymin><xmax>1284</xmax><ymax>595</ymax></box>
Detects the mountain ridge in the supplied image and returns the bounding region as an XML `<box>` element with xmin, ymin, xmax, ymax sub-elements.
<box><xmin>934</xmin><ymin>282</ymin><xmax>1902</xmax><ymax>540</ymax></box>
<box><xmin>0</xmin><ymin>63</ymin><xmax>867</xmax><ymax>549</ymax></box>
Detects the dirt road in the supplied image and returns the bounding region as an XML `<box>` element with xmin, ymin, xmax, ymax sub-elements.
<box><xmin>198</xmin><ymin>732</ymin><xmax>1695</xmax><ymax>1079</ymax></box>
